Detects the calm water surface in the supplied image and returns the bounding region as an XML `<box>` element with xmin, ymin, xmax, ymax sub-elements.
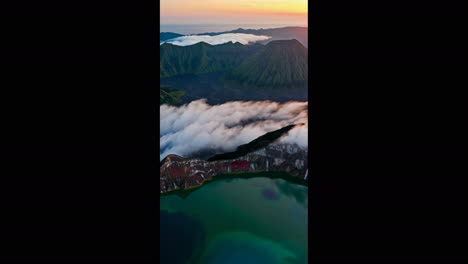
<box><xmin>160</xmin><ymin>176</ymin><xmax>308</xmax><ymax>264</ymax></box>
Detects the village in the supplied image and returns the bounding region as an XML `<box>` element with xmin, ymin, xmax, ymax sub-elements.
<box><xmin>160</xmin><ymin>143</ymin><xmax>308</xmax><ymax>193</ymax></box>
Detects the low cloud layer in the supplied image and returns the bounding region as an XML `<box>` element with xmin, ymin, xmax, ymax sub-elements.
<box><xmin>160</xmin><ymin>99</ymin><xmax>308</xmax><ymax>160</ymax></box>
<box><xmin>160</xmin><ymin>33</ymin><xmax>271</xmax><ymax>46</ymax></box>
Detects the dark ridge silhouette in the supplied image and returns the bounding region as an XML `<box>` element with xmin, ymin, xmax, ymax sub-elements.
<box><xmin>207</xmin><ymin>124</ymin><xmax>298</xmax><ymax>161</ymax></box>
<box><xmin>160</xmin><ymin>32</ymin><xmax>184</xmax><ymax>41</ymax></box>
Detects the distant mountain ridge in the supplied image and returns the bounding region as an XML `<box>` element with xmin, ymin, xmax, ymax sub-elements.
<box><xmin>160</xmin><ymin>32</ymin><xmax>184</xmax><ymax>42</ymax></box>
<box><xmin>160</xmin><ymin>39</ymin><xmax>307</xmax><ymax>89</ymax></box>
<box><xmin>197</xmin><ymin>26</ymin><xmax>308</xmax><ymax>47</ymax></box>
<box><xmin>159</xmin><ymin>26</ymin><xmax>308</xmax><ymax>47</ymax></box>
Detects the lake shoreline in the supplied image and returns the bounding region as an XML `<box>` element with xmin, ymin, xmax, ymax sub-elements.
<box><xmin>160</xmin><ymin>171</ymin><xmax>308</xmax><ymax>198</ymax></box>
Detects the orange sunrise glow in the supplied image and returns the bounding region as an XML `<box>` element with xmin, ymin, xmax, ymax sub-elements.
<box><xmin>161</xmin><ymin>0</ymin><xmax>307</xmax><ymax>25</ymax></box>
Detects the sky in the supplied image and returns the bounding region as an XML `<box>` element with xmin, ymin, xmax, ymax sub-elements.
<box><xmin>160</xmin><ymin>0</ymin><xmax>307</xmax><ymax>26</ymax></box>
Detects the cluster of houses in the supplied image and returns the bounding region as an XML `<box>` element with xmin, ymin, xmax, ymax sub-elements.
<box><xmin>160</xmin><ymin>143</ymin><xmax>308</xmax><ymax>193</ymax></box>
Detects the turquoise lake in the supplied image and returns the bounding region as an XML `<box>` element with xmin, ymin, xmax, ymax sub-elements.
<box><xmin>160</xmin><ymin>176</ymin><xmax>308</xmax><ymax>264</ymax></box>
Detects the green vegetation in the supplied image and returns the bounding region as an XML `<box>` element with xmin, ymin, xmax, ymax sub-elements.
<box><xmin>160</xmin><ymin>41</ymin><xmax>261</xmax><ymax>78</ymax></box>
<box><xmin>227</xmin><ymin>39</ymin><xmax>308</xmax><ymax>89</ymax></box>
<box><xmin>207</xmin><ymin>124</ymin><xmax>297</xmax><ymax>161</ymax></box>
<box><xmin>160</xmin><ymin>85</ymin><xmax>185</xmax><ymax>105</ymax></box>
<box><xmin>160</xmin><ymin>40</ymin><xmax>307</xmax><ymax>89</ymax></box>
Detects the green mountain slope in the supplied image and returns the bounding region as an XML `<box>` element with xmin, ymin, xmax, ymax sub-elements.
<box><xmin>160</xmin><ymin>39</ymin><xmax>307</xmax><ymax>89</ymax></box>
<box><xmin>227</xmin><ymin>39</ymin><xmax>308</xmax><ymax>89</ymax></box>
<box><xmin>160</xmin><ymin>41</ymin><xmax>261</xmax><ymax>78</ymax></box>
<box><xmin>160</xmin><ymin>86</ymin><xmax>184</xmax><ymax>105</ymax></box>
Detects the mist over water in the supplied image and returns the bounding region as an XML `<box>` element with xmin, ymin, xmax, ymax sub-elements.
<box><xmin>160</xmin><ymin>99</ymin><xmax>308</xmax><ymax>160</ymax></box>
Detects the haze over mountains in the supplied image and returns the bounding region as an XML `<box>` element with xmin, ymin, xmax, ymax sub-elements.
<box><xmin>160</xmin><ymin>33</ymin><xmax>272</xmax><ymax>46</ymax></box>
<box><xmin>160</xmin><ymin>26</ymin><xmax>308</xmax><ymax>47</ymax></box>
<box><xmin>206</xmin><ymin>124</ymin><xmax>298</xmax><ymax>161</ymax></box>
<box><xmin>159</xmin><ymin>26</ymin><xmax>309</xmax><ymax>161</ymax></box>
<box><xmin>196</xmin><ymin>26</ymin><xmax>308</xmax><ymax>47</ymax></box>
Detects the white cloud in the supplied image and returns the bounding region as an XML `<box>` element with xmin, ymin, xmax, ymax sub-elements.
<box><xmin>160</xmin><ymin>33</ymin><xmax>271</xmax><ymax>46</ymax></box>
<box><xmin>160</xmin><ymin>99</ymin><xmax>308</xmax><ymax>160</ymax></box>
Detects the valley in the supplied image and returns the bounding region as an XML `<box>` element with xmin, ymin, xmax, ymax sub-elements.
<box><xmin>160</xmin><ymin>72</ymin><xmax>307</xmax><ymax>105</ymax></box>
